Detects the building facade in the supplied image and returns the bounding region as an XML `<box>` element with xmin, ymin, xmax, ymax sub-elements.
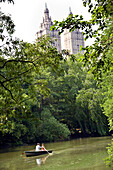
<box><xmin>64</xmin><ymin>8</ymin><xmax>84</xmax><ymax>54</ymax></box>
<box><xmin>36</xmin><ymin>5</ymin><xmax>84</xmax><ymax>54</ymax></box>
<box><xmin>36</xmin><ymin>3</ymin><xmax>61</xmax><ymax>53</ymax></box>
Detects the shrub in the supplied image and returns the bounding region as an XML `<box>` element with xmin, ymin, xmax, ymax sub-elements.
<box><xmin>36</xmin><ymin>108</ymin><xmax>70</xmax><ymax>142</ymax></box>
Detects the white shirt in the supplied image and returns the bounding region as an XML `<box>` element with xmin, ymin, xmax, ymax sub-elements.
<box><xmin>36</xmin><ymin>144</ymin><xmax>41</xmax><ymax>151</ymax></box>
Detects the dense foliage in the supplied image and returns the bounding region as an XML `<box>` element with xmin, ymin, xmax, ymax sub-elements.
<box><xmin>105</xmin><ymin>139</ymin><xmax>113</xmax><ymax>168</ymax></box>
<box><xmin>0</xmin><ymin>56</ymin><xmax>110</xmax><ymax>146</ymax></box>
<box><xmin>36</xmin><ymin>108</ymin><xmax>70</xmax><ymax>142</ymax></box>
<box><xmin>0</xmin><ymin>5</ymin><xmax>64</xmax><ymax>132</ymax></box>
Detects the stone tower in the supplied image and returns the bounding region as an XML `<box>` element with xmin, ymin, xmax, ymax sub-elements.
<box><xmin>64</xmin><ymin>8</ymin><xmax>84</xmax><ymax>54</ymax></box>
<box><xmin>36</xmin><ymin>3</ymin><xmax>61</xmax><ymax>53</ymax></box>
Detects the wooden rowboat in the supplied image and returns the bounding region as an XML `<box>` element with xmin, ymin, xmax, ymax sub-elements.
<box><xmin>24</xmin><ymin>150</ymin><xmax>52</xmax><ymax>157</ymax></box>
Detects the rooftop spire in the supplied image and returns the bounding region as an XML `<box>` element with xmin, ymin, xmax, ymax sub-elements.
<box><xmin>44</xmin><ymin>2</ymin><xmax>49</xmax><ymax>12</ymax></box>
<box><xmin>45</xmin><ymin>2</ymin><xmax>47</xmax><ymax>9</ymax></box>
<box><xmin>69</xmin><ymin>7</ymin><xmax>72</xmax><ymax>15</ymax></box>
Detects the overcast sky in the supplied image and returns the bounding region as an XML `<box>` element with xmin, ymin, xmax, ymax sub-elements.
<box><xmin>1</xmin><ymin>0</ymin><xmax>93</xmax><ymax>47</ymax></box>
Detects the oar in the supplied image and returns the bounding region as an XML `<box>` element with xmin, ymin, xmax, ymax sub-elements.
<box><xmin>41</xmin><ymin>145</ymin><xmax>50</xmax><ymax>154</ymax></box>
<box><xmin>45</xmin><ymin>149</ymin><xmax>49</xmax><ymax>154</ymax></box>
<box><xmin>45</xmin><ymin>149</ymin><xmax>52</xmax><ymax>155</ymax></box>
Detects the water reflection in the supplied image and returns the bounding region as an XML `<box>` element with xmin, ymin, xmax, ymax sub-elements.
<box><xmin>36</xmin><ymin>154</ymin><xmax>49</xmax><ymax>166</ymax></box>
<box><xmin>23</xmin><ymin>154</ymin><xmax>51</xmax><ymax>167</ymax></box>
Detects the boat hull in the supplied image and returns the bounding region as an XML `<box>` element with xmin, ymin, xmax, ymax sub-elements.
<box><xmin>24</xmin><ymin>150</ymin><xmax>52</xmax><ymax>157</ymax></box>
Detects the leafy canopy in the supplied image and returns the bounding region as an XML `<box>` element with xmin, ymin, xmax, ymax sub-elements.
<box><xmin>0</xmin><ymin>1</ymin><xmax>65</xmax><ymax>130</ymax></box>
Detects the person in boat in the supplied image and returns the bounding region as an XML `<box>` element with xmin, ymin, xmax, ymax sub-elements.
<box><xmin>36</xmin><ymin>143</ymin><xmax>42</xmax><ymax>151</ymax></box>
<box><xmin>41</xmin><ymin>143</ymin><xmax>46</xmax><ymax>151</ymax></box>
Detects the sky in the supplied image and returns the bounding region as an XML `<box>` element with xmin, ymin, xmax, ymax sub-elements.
<box><xmin>1</xmin><ymin>0</ymin><xmax>93</xmax><ymax>48</ymax></box>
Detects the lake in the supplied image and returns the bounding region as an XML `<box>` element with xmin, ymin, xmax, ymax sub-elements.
<box><xmin>0</xmin><ymin>136</ymin><xmax>112</xmax><ymax>170</ymax></box>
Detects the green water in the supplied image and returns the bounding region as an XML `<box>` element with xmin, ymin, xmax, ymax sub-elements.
<box><xmin>0</xmin><ymin>136</ymin><xmax>112</xmax><ymax>170</ymax></box>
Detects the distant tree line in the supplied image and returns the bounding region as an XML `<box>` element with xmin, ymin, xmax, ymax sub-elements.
<box><xmin>0</xmin><ymin>55</ymin><xmax>111</xmax><ymax>146</ymax></box>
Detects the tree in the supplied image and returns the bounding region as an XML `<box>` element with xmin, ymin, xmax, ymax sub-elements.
<box><xmin>99</xmin><ymin>69</ymin><xmax>113</xmax><ymax>168</ymax></box>
<box><xmin>0</xmin><ymin>1</ymin><xmax>64</xmax><ymax>132</ymax></box>
<box><xmin>76</xmin><ymin>88</ymin><xmax>109</xmax><ymax>135</ymax></box>
<box><xmin>0</xmin><ymin>54</ymin><xmax>110</xmax><ymax>145</ymax></box>
<box><xmin>36</xmin><ymin>108</ymin><xmax>70</xmax><ymax>142</ymax></box>
<box><xmin>35</xmin><ymin>56</ymin><xmax>109</xmax><ymax>136</ymax></box>
<box><xmin>105</xmin><ymin>139</ymin><xmax>113</xmax><ymax>168</ymax></box>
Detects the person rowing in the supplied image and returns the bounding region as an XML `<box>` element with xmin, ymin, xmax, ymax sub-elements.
<box><xmin>36</xmin><ymin>143</ymin><xmax>46</xmax><ymax>151</ymax></box>
<box><xmin>35</xmin><ymin>143</ymin><xmax>42</xmax><ymax>151</ymax></box>
<box><xmin>41</xmin><ymin>143</ymin><xmax>46</xmax><ymax>151</ymax></box>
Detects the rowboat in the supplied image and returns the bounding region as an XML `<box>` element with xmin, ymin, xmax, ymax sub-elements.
<box><xmin>24</xmin><ymin>150</ymin><xmax>52</xmax><ymax>157</ymax></box>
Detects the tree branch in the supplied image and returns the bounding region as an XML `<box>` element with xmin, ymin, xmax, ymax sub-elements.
<box><xmin>0</xmin><ymin>81</ymin><xmax>15</xmax><ymax>101</ymax></box>
<box><xmin>1</xmin><ymin>65</ymin><xmax>34</xmax><ymax>84</ymax></box>
<box><xmin>0</xmin><ymin>59</ymin><xmax>37</xmax><ymax>69</ymax></box>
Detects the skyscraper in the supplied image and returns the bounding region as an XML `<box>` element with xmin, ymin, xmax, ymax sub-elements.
<box><xmin>36</xmin><ymin>3</ymin><xmax>61</xmax><ymax>53</ymax></box>
<box><xmin>64</xmin><ymin>8</ymin><xmax>84</xmax><ymax>54</ymax></box>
